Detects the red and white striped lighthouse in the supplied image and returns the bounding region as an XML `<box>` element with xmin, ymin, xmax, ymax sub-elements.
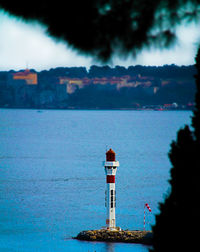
<box><xmin>103</xmin><ymin>148</ymin><xmax>119</xmax><ymax>230</ymax></box>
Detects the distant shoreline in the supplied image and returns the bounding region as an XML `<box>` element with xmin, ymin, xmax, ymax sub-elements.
<box><xmin>0</xmin><ymin>106</ymin><xmax>194</xmax><ymax>111</ymax></box>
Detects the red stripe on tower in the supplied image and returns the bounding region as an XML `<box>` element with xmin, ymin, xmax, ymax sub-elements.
<box><xmin>107</xmin><ymin>175</ymin><xmax>115</xmax><ymax>183</ymax></box>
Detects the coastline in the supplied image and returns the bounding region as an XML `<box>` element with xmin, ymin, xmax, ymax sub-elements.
<box><xmin>0</xmin><ymin>106</ymin><xmax>193</xmax><ymax>111</ymax></box>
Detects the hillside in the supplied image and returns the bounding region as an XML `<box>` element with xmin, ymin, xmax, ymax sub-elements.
<box><xmin>0</xmin><ymin>65</ymin><xmax>196</xmax><ymax>110</ymax></box>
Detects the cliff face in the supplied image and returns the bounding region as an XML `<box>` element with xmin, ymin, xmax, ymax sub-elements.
<box><xmin>75</xmin><ymin>229</ymin><xmax>153</xmax><ymax>245</ymax></box>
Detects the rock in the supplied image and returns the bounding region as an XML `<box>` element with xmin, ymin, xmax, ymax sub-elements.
<box><xmin>90</xmin><ymin>235</ymin><xmax>96</xmax><ymax>240</ymax></box>
<box><xmin>74</xmin><ymin>229</ymin><xmax>153</xmax><ymax>244</ymax></box>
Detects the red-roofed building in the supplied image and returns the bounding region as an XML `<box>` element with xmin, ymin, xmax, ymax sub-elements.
<box><xmin>13</xmin><ymin>69</ymin><xmax>37</xmax><ymax>85</ymax></box>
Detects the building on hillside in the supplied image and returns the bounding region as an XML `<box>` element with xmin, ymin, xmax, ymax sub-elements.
<box><xmin>4</xmin><ymin>69</ymin><xmax>38</xmax><ymax>107</ymax></box>
<box><xmin>13</xmin><ymin>69</ymin><xmax>37</xmax><ymax>85</ymax></box>
<box><xmin>59</xmin><ymin>77</ymin><xmax>89</xmax><ymax>94</ymax></box>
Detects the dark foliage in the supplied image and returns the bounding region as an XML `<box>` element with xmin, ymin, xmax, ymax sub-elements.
<box><xmin>154</xmin><ymin>81</ymin><xmax>196</xmax><ymax>104</ymax></box>
<box><xmin>67</xmin><ymin>84</ymin><xmax>147</xmax><ymax>109</ymax></box>
<box><xmin>192</xmin><ymin>49</ymin><xmax>200</xmax><ymax>141</ymax></box>
<box><xmin>0</xmin><ymin>0</ymin><xmax>200</xmax><ymax>61</ymax></box>
<box><xmin>150</xmin><ymin>48</ymin><xmax>200</xmax><ymax>251</ymax></box>
<box><xmin>66</xmin><ymin>82</ymin><xmax>196</xmax><ymax>108</ymax></box>
<box><xmin>88</xmin><ymin>64</ymin><xmax>196</xmax><ymax>78</ymax></box>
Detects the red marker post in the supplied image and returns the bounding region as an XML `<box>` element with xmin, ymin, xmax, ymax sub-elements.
<box><xmin>144</xmin><ymin>203</ymin><xmax>152</xmax><ymax>230</ymax></box>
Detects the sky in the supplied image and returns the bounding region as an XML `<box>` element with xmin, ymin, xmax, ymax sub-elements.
<box><xmin>0</xmin><ymin>9</ymin><xmax>200</xmax><ymax>71</ymax></box>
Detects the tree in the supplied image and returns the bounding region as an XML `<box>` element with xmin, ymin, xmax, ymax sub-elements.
<box><xmin>150</xmin><ymin>47</ymin><xmax>200</xmax><ymax>251</ymax></box>
<box><xmin>0</xmin><ymin>0</ymin><xmax>200</xmax><ymax>61</ymax></box>
<box><xmin>89</xmin><ymin>65</ymin><xmax>113</xmax><ymax>77</ymax></box>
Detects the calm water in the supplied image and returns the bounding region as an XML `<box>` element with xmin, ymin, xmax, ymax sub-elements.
<box><xmin>0</xmin><ymin>109</ymin><xmax>192</xmax><ymax>252</ymax></box>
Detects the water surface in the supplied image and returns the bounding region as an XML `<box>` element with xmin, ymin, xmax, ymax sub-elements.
<box><xmin>0</xmin><ymin>109</ymin><xmax>192</xmax><ymax>251</ymax></box>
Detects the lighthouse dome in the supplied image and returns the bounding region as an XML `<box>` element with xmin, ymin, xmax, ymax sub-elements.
<box><xmin>106</xmin><ymin>148</ymin><xmax>116</xmax><ymax>161</ymax></box>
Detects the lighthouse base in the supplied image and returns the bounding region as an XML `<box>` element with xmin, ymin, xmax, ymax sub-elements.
<box><xmin>74</xmin><ymin>229</ymin><xmax>153</xmax><ymax>245</ymax></box>
<box><xmin>102</xmin><ymin>226</ymin><xmax>121</xmax><ymax>231</ymax></box>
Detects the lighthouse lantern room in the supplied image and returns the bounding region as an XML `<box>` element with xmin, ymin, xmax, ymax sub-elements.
<box><xmin>103</xmin><ymin>148</ymin><xmax>119</xmax><ymax>230</ymax></box>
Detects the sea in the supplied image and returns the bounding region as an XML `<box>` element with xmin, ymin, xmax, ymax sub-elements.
<box><xmin>0</xmin><ymin>109</ymin><xmax>192</xmax><ymax>252</ymax></box>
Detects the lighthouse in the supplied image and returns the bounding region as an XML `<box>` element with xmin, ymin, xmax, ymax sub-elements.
<box><xmin>103</xmin><ymin>148</ymin><xmax>119</xmax><ymax>230</ymax></box>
